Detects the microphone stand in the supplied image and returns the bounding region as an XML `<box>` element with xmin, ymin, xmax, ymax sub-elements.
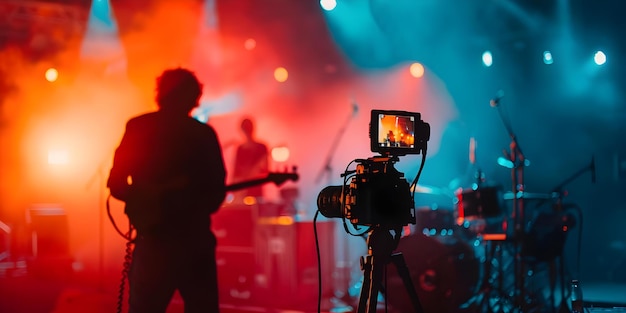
<box><xmin>546</xmin><ymin>157</ymin><xmax>595</xmax><ymax>197</ymax></box>
<box><xmin>315</xmin><ymin>108</ymin><xmax>357</xmax><ymax>185</ymax></box>
<box><xmin>493</xmin><ymin>100</ymin><xmax>528</xmax><ymax>312</ymax></box>
<box><xmin>536</xmin><ymin>158</ymin><xmax>594</xmax><ymax>313</ymax></box>
<box><xmin>314</xmin><ymin>104</ymin><xmax>358</xmax><ymax>311</ymax></box>
<box><xmin>85</xmin><ymin>159</ymin><xmax>108</xmax><ymax>292</ymax></box>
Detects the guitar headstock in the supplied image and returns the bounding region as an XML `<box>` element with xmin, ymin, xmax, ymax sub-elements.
<box><xmin>268</xmin><ymin>167</ymin><xmax>299</xmax><ymax>186</ymax></box>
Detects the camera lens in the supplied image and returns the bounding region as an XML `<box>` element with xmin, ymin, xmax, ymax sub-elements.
<box><xmin>317</xmin><ymin>185</ymin><xmax>345</xmax><ymax>218</ymax></box>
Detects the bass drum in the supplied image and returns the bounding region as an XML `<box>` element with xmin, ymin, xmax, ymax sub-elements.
<box><xmin>413</xmin><ymin>206</ymin><xmax>456</xmax><ymax>237</ymax></box>
<box><xmin>384</xmin><ymin>233</ymin><xmax>480</xmax><ymax>313</ymax></box>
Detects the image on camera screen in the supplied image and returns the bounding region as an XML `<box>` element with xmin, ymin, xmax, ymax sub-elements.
<box><xmin>376</xmin><ymin>113</ymin><xmax>415</xmax><ymax>149</ymax></box>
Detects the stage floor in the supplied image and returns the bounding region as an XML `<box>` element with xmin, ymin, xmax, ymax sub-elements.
<box><xmin>1</xmin><ymin>261</ymin><xmax>625</xmax><ymax>313</ymax></box>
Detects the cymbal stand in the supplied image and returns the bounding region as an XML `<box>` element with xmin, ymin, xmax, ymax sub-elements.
<box><xmin>476</xmin><ymin>236</ymin><xmax>508</xmax><ymax>313</ymax></box>
<box><xmin>539</xmin><ymin>160</ymin><xmax>594</xmax><ymax>313</ymax></box>
<box><xmin>356</xmin><ymin>226</ymin><xmax>424</xmax><ymax>313</ymax></box>
<box><xmin>494</xmin><ymin>97</ymin><xmax>528</xmax><ymax>312</ymax></box>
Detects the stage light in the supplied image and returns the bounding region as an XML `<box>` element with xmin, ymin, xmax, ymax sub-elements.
<box><xmin>482</xmin><ymin>51</ymin><xmax>493</xmax><ymax>67</ymax></box>
<box><xmin>543</xmin><ymin>51</ymin><xmax>554</xmax><ymax>64</ymax></box>
<box><xmin>80</xmin><ymin>0</ymin><xmax>121</xmax><ymax>61</ymax></box>
<box><xmin>409</xmin><ymin>62</ymin><xmax>425</xmax><ymax>78</ymax></box>
<box><xmin>594</xmin><ymin>50</ymin><xmax>606</xmax><ymax>65</ymax></box>
<box><xmin>48</xmin><ymin>149</ymin><xmax>69</xmax><ymax>165</ymax></box>
<box><xmin>320</xmin><ymin>0</ymin><xmax>337</xmax><ymax>11</ymax></box>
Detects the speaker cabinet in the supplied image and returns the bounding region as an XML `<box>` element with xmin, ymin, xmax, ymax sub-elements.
<box><xmin>213</xmin><ymin>204</ymin><xmax>258</xmax><ymax>306</ymax></box>
<box><xmin>27</xmin><ymin>206</ymin><xmax>70</xmax><ymax>257</ymax></box>
<box><xmin>212</xmin><ymin>204</ymin><xmax>336</xmax><ymax>310</ymax></box>
<box><xmin>26</xmin><ymin>205</ymin><xmax>72</xmax><ymax>278</ymax></box>
<box><xmin>215</xmin><ymin>248</ymin><xmax>257</xmax><ymax>306</ymax></box>
<box><xmin>212</xmin><ymin>204</ymin><xmax>256</xmax><ymax>248</ymax></box>
<box><xmin>254</xmin><ymin>220</ymin><xmax>335</xmax><ymax>310</ymax></box>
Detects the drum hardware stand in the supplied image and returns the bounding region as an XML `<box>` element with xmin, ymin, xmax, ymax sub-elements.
<box><xmin>475</xmin><ymin>235</ymin><xmax>508</xmax><ymax>313</ymax></box>
<box><xmin>546</xmin><ymin>196</ymin><xmax>569</xmax><ymax>313</ymax></box>
<box><xmin>553</xmin><ymin>256</ymin><xmax>570</xmax><ymax>313</ymax></box>
<box><xmin>356</xmin><ymin>226</ymin><xmax>424</xmax><ymax>313</ymax></box>
<box><xmin>492</xmin><ymin>94</ymin><xmax>528</xmax><ymax>312</ymax></box>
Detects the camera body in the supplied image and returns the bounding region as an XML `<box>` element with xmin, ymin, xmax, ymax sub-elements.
<box><xmin>317</xmin><ymin>109</ymin><xmax>430</xmax><ymax>228</ymax></box>
<box><xmin>317</xmin><ymin>157</ymin><xmax>415</xmax><ymax>227</ymax></box>
<box><xmin>347</xmin><ymin>157</ymin><xmax>415</xmax><ymax>226</ymax></box>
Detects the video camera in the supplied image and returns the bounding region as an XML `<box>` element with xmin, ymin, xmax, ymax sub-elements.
<box><xmin>317</xmin><ymin>110</ymin><xmax>430</xmax><ymax>227</ymax></box>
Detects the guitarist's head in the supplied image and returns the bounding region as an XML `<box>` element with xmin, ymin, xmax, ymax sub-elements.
<box><xmin>240</xmin><ymin>117</ymin><xmax>255</xmax><ymax>141</ymax></box>
<box><xmin>156</xmin><ymin>68</ymin><xmax>203</xmax><ymax>115</ymax></box>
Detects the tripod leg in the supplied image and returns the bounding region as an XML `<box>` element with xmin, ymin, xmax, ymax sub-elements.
<box><xmin>390</xmin><ymin>253</ymin><xmax>424</xmax><ymax>313</ymax></box>
<box><xmin>357</xmin><ymin>255</ymin><xmax>382</xmax><ymax>313</ymax></box>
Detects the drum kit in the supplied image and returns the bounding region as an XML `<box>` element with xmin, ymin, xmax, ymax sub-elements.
<box><xmin>384</xmin><ymin>167</ymin><xmax>585</xmax><ymax>313</ymax></box>
<box><xmin>353</xmin><ymin>99</ymin><xmax>595</xmax><ymax>312</ymax></box>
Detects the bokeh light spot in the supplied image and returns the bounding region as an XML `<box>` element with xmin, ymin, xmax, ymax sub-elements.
<box><xmin>409</xmin><ymin>62</ymin><xmax>425</xmax><ymax>78</ymax></box>
<box><xmin>271</xmin><ymin>146</ymin><xmax>290</xmax><ymax>162</ymax></box>
<box><xmin>482</xmin><ymin>51</ymin><xmax>493</xmax><ymax>67</ymax></box>
<box><xmin>274</xmin><ymin>67</ymin><xmax>289</xmax><ymax>82</ymax></box>
<box><xmin>244</xmin><ymin>38</ymin><xmax>256</xmax><ymax>50</ymax></box>
<box><xmin>594</xmin><ymin>50</ymin><xmax>606</xmax><ymax>65</ymax></box>
<box><xmin>45</xmin><ymin>68</ymin><xmax>59</xmax><ymax>82</ymax></box>
<box><xmin>543</xmin><ymin>51</ymin><xmax>554</xmax><ymax>65</ymax></box>
<box><xmin>320</xmin><ymin>0</ymin><xmax>337</xmax><ymax>11</ymax></box>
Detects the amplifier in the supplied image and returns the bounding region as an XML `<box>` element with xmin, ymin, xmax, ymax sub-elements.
<box><xmin>25</xmin><ymin>205</ymin><xmax>73</xmax><ymax>279</ymax></box>
<box><xmin>213</xmin><ymin>203</ymin><xmax>336</xmax><ymax>310</ymax></box>
<box><xmin>254</xmin><ymin>220</ymin><xmax>335</xmax><ymax>310</ymax></box>
<box><xmin>27</xmin><ymin>206</ymin><xmax>70</xmax><ymax>257</ymax></box>
<box><xmin>212</xmin><ymin>204</ymin><xmax>257</xmax><ymax>248</ymax></box>
<box><xmin>215</xmin><ymin>248</ymin><xmax>257</xmax><ymax>306</ymax></box>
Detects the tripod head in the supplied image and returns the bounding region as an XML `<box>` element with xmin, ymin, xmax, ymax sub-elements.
<box><xmin>364</xmin><ymin>225</ymin><xmax>403</xmax><ymax>259</ymax></box>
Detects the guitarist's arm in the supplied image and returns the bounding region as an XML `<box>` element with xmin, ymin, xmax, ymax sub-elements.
<box><xmin>194</xmin><ymin>126</ymin><xmax>227</xmax><ymax>214</ymax></box>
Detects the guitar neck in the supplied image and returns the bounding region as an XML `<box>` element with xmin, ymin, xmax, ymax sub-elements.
<box><xmin>225</xmin><ymin>172</ymin><xmax>299</xmax><ymax>192</ymax></box>
<box><xmin>226</xmin><ymin>177</ymin><xmax>272</xmax><ymax>192</ymax></box>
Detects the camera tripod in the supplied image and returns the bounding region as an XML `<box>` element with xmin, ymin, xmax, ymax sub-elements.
<box><xmin>356</xmin><ymin>226</ymin><xmax>424</xmax><ymax>313</ymax></box>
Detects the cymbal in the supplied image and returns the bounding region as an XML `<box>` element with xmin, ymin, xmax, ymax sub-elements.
<box><xmin>503</xmin><ymin>191</ymin><xmax>559</xmax><ymax>200</ymax></box>
<box><xmin>411</xmin><ymin>184</ymin><xmax>454</xmax><ymax>197</ymax></box>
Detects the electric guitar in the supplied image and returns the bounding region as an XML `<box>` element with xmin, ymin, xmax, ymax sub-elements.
<box><xmin>121</xmin><ymin>170</ymin><xmax>298</xmax><ymax>233</ymax></box>
<box><xmin>226</xmin><ymin>170</ymin><xmax>299</xmax><ymax>192</ymax></box>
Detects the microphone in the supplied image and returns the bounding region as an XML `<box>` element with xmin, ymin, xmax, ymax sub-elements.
<box><xmin>591</xmin><ymin>155</ymin><xmax>596</xmax><ymax>183</ymax></box>
<box><xmin>490</xmin><ymin>90</ymin><xmax>505</xmax><ymax>107</ymax></box>
<box><xmin>351</xmin><ymin>99</ymin><xmax>359</xmax><ymax>116</ymax></box>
